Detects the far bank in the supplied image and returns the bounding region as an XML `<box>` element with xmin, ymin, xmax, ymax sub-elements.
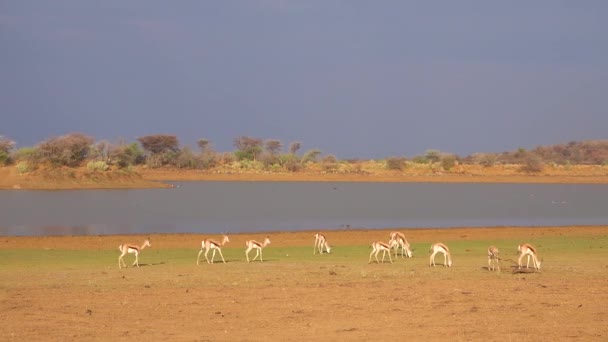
<box><xmin>1</xmin><ymin>163</ymin><xmax>608</xmax><ymax>189</ymax></box>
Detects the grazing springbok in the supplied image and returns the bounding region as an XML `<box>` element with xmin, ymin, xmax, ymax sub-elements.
<box><xmin>245</xmin><ymin>236</ymin><xmax>271</xmax><ymax>262</ymax></box>
<box><xmin>517</xmin><ymin>243</ymin><xmax>542</xmax><ymax>270</ymax></box>
<box><xmin>197</xmin><ymin>234</ymin><xmax>230</xmax><ymax>265</ymax></box>
<box><xmin>368</xmin><ymin>241</ymin><xmax>393</xmax><ymax>264</ymax></box>
<box><xmin>429</xmin><ymin>242</ymin><xmax>452</xmax><ymax>267</ymax></box>
<box><xmin>313</xmin><ymin>233</ymin><xmax>331</xmax><ymax>254</ymax></box>
<box><xmin>389</xmin><ymin>231</ymin><xmax>413</xmax><ymax>258</ymax></box>
<box><xmin>487</xmin><ymin>246</ymin><xmax>500</xmax><ymax>271</ymax></box>
<box><xmin>118</xmin><ymin>238</ymin><xmax>151</xmax><ymax>269</ymax></box>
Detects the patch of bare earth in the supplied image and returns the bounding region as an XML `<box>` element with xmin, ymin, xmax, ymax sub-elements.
<box><xmin>1</xmin><ymin>226</ymin><xmax>607</xmax><ymax>340</ymax></box>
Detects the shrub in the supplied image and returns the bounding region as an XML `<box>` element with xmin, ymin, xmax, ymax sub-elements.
<box><xmin>0</xmin><ymin>151</ymin><xmax>9</xmax><ymax>165</ymax></box>
<box><xmin>520</xmin><ymin>155</ymin><xmax>544</xmax><ymax>173</ymax></box>
<box><xmin>425</xmin><ymin>149</ymin><xmax>441</xmax><ymax>163</ymax></box>
<box><xmin>198</xmin><ymin>152</ymin><xmax>218</xmax><ymax>169</ymax></box>
<box><xmin>269</xmin><ymin>163</ymin><xmax>283</xmax><ymax>172</ymax></box>
<box><xmin>87</xmin><ymin>161</ymin><xmax>109</xmax><ymax>171</ymax></box>
<box><xmin>301</xmin><ymin>149</ymin><xmax>321</xmax><ymax>164</ymax></box>
<box><xmin>386</xmin><ymin>157</ymin><xmax>406</xmax><ymax>170</ymax></box>
<box><xmin>321</xmin><ymin>163</ymin><xmax>339</xmax><ymax>172</ymax></box>
<box><xmin>14</xmin><ymin>147</ymin><xmax>40</xmax><ymax>166</ymax></box>
<box><xmin>479</xmin><ymin>154</ymin><xmax>497</xmax><ymax>167</ymax></box>
<box><xmin>441</xmin><ymin>155</ymin><xmax>457</xmax><ymax>171</ymax></box>
<box><xmin>279</xmin><ymin>154</ymin><xmax>301</xmax><ymax>172</ymax></box>
<box><xmin>173</xmin><ymin>147</ymin><xmax>198</xmax><ymax>169</ymax></box>
<box><xmin>239</xmin><ymin>159</ymin><xmax>263</xmax><ymax>170</ymax></box>
<box><xmin>16</xmin><ymin>162</ymin><xmax>32</xmax><ymax>174</ymax></box>
<box><xmin>411</xmin><ymin>156</ymin><xmax>429</xmax><ymax>164</ymax></box>
<box><xmin>37</xmin><ymin>133</ymin><xmax>94</xmax><ymax>167</ymax></box>
<box><xmin>110</xmin><ymin>143</ymin><xmax>144</xmax><ymax>168</ymax></box>
<box><xmin>321</xmin><ymin>154</ymin><xmax>337</xmax><ymax>164</ymax></box>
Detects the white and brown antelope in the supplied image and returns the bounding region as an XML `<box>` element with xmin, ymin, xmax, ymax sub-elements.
<box><xmin>368</xmin><ymin>241</ymin><xmax>393</xmax><ymax>264</ymax></box>
<box><xmin>245</xmin><ymin>236</ymin><xmax>271</xmax><ymax>263</ymax></box>
<box><xmin>487</xmin><ymin>245</ymin><xmax>500</xmax><ymax>271</ymax></box>
<box><xmin>389</xmin><ymin>231</ymin><xmax>413</xmax><ymax>258</ymax></box>
<box><xmin>517</xmin><ymin>243</ymin><xmax>542</xmax><ymax>270</ymax></box>
<box><xmin>429</xmin><ymin>242</ymin><xmax>452</xmax><ymax>267</ymax></box>
<box><xmin>313</xmin><ymin>233</ymin><xmax>331</xmax><ymax>254</ymax></box>
<box><xmin>118</xmin><ymin>238</ymin><xmax>151</xmax><ymax>269</ymax></box>
<box><xmin>197</xmin><ymin>234</ymin><xmax>230</xmax><ymax>265</ymax></box>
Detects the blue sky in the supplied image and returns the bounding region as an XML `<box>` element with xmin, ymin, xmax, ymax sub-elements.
<box><xmin>1</xmin><ymin>1</ymin><xmax>607</xmax><ymax>158</ymax></box>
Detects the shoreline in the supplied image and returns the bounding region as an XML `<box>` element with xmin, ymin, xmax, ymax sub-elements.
<box><xmin>1</xmin><ymin>164</ymin><xmax>608</xmax><ymax>190</ymax></box>
<box><xmin>3</xmin><ymin>225</ymin><xmax>606</xmax><ymax>249</ymax></box>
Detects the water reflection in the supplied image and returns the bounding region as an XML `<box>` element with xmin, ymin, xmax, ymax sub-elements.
<box><xmin>1</xmin><ymin>181</ymin><xmax>607</xmax><ymax>236</ymax></box>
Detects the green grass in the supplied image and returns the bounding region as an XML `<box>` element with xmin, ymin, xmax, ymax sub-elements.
<box><xmin>1</xmin><ymin>233</ymin><xmax>606</xmax><ymax>291</ymax></box>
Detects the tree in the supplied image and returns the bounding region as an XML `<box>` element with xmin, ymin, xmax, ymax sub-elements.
<box><xmin>288</xmin><ymin>141</ymin><xmax>301</xmax><ymax>155</ymax></box>
<box><xmin>137</xmin><ymin>135</ymin><xmax>179</xmax><ymax>155</ymax></box>
<box><xmin>197</xmin><ymin>139</ymin><xmax>210</xmax><ymax>153</ymax></box>
<box><xmin>233</xmin><ymin>136</ymin><xmax>263</xmax><ymax>161</ymax></box>
<box><xmin>301</xmin><ymin>149</ymin><xmax>321</xmax><ymax>163</ymax></box>
<box><xmin>265</xmin><ymin>139</ymin><xmax>282</xmax><ymax>156</ymax></box>
<box><xmin>425</xmin><ymin>149</ymin><xmax>441</xmax><ymax>163</ymax></box>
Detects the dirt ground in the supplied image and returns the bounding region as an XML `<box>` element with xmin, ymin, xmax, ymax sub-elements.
<box><xmin>1</xmin><ymin>226</ymin><xmax>607</xmax><ymax>341</ymax></box>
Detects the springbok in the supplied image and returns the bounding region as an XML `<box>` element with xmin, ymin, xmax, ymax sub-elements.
<box><xmin>118</xmin><ymin>238</ymin><xmax>151</xmax><ymax>269</ymax></box>
<box><xmin>429</xmin><ymin>242</ymin><xmax>452</xmax><ymax>267</ymax></box>
<box><xmin>487</xmin><ymin>246</ymin><xmax>500</xmax><ymax>271</ymax></box>
<box><xmin>245</xmin><ymin>236</ymin><xmax>271</xmax><ymax>262</ymax></box>
<box><xmin>517</xmin><ymin>243</ymin><xmax>542</xmax><ymax>270</ymax></box>
<box><xmin>197</xmin><ymin>234</ymin><xmax>230</xmax><ymax>265</ymax></box>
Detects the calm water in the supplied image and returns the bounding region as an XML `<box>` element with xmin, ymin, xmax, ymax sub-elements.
<box><xmin>1</xmin><ymin>181</ymin><xmax>607</xmax><ymax>236</ymax></box>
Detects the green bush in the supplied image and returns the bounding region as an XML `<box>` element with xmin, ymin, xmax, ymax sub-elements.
<box><xmin>0</xmin><ymin>151</ymin><xmax>9</xmax><ymax>165</ymax></box>
<box><xmin>239</xmin><ymin>159</ymin><xmax>263</xmax><ymax>170</ymax></box>
<box><xmin>269</xmin><ymin>163</ymin><xmax>283</xmax><ymax>172</ymax></box>
<box><xmin>87</xmin><ymin>161</ymin><xmax>109</xmax><ymax>171</ymax></box>
<box><xmin>16</xmin><ymin>162</ymin><xmax>32</xmax><ymax>174</ymax></box>
<box><xmin>111</xmin><ymin>142</ymin><xmax>144</xmax><ymax>168</ymax></box>
<box><xmin>411</xmin><ymin>156</ymin><xmax>429</xmax><ymax>164</ymax></box>
<box><xmin>14</xmin><ymin>147</ymin><xmax>40</xmax><ymax>164</ymax></box>
<box><xmin>441</xmin><ymin>156</ymin><xmax>456</xmax><ymax>171</ymax></box>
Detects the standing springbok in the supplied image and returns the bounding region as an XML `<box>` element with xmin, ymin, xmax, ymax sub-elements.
<box><xmin>313</xmin><ymin>233</ymin><xmax>331</xmax><ymax>254</ymax></box>
<box><xmin>389</xmin><ymin>231</ymin><xmax>413</xmax><ymax>258</ymax></box>
<box><xmin>517</xmin><ymin>243</ymin><xmax>542</xmax><ymax>270</ymax></box>
<box><xmin>245</xmin><ymin>236</ymin><xmax>271</xmax><ymax>262</ymax></box>
<box><xmin>368</xmin><ymin>241</ymin><xmax>393</xmax><ymax>264</ymax></box>
<box><xmin>118</xmin><ymin>237</ymin><xmax>151</xmax><ymax>269</ymax></box>
<box><xmin>487</xmin><ymin>246</ymin><xmax>500</xmax><ymax>271</ymax></box>
<box><xmin>429</xmin><ymin>242</ymin><xmax>452</xmax><ymax>267</ymax></box>
<box><xmin>197</xmin><ymin>234</ymin><xmax>230</xmax><ymax>265</ymax></box>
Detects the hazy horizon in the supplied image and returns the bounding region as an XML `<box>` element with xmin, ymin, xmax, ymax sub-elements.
<box><xmin>2</xmin><ymin>2</ymin><xmax>607</xmax><ymax>158</ymax></box>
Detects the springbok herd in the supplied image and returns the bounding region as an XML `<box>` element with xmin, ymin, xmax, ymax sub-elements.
<box><xmin>118</xmin><ymin>231</ymin><xmax>543</xmax><ymax>271</ymax></box>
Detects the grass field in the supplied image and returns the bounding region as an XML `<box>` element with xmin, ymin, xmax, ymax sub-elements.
<box><xmin>1</xmin><ymin>226</ymin><xmax>607</xmax><ymax>341</ymax></box>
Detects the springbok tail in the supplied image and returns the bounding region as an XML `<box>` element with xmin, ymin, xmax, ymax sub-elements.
<box><xmin>118</xmin><ymin>245</ymin><xmax>123</xmax><ymax>251</ymax></box>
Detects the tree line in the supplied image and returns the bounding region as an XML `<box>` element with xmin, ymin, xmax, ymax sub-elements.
<box><xmin>0</xmin><ymin>133</ymin><xmax>606</xmax><ymax>174</ymax></box>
